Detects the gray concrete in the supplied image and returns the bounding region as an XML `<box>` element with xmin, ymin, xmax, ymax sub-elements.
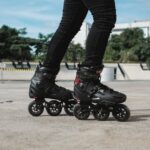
<box><xmin>0</xmin><ymin>80</ymin><xmax>150</xmax><ymax>150</ymax></box>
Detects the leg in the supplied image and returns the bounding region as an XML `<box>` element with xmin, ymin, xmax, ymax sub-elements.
<box><xmin>74</xmin><ymin>1</ymin><xmax>127</xmax><ymax>109</ymax></box>
<box><xmin>81</xmin><ymin>0</ymin><xmax>116</xmax><ymax>66</ymax></box>
<box><xmin>44</xmin><ymin>0</ymin><xmax>88</xmax><ymax>69</ymax></box>
<box><xmin>29</xmin><ymin>0</ymin><xmax>87</xmax><ymax>100</ymax></box>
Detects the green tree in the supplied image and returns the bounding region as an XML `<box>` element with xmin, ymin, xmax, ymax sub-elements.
<box><xmin>104</xmin><ymin>34</ymin><xmax>121</xmax><ymax>62</ymax></box>
<box><xmin>64</xmin><ymin>42</ymin><xmax>85</xmax><ymax>63</ymax></box>
<box><xmin>0</xmin><ymin>25</ymin><xmax>18</xmax><ymax>59</ymax></box>
<box><xmin>0</xmin><ymin>25</ymin><xmax>41</xmax><ymax>61</ymax></box>
<box><xmin>10</xmin><ymin>44</ymin><xmax>32</xmax><ymax>60</ymax></box>
<box><xmin>34</xmin><ymin>33</ymin><xmax>54</xmax><ymax>60</ymax></box>
<box><xmin>133</xmin><ymin>40</ymin><xmax>150</xmax><ymax>62</ymax></box>
<box><xmin>120</xmin><ymin>28</ymin><xmax>144</xmax><ymax>50</ymax></box>
<box><xmin>104</xmin><ymin>28</ymin><xmax>149</xmax><ymax>63</ymax></box>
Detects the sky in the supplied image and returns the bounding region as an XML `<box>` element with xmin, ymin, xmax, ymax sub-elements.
<box><xmin>0</xmin><ymin>0</ymin><xmax>150</xmax><ymax>38</ymax></box>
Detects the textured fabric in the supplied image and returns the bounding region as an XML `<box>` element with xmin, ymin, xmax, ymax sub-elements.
<box><xmin>44</xmin><ymin>0</ymin><xmax>116</xmax><ymax>68</ymax></box>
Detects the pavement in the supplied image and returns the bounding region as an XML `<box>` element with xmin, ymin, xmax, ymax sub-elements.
<box><xmin>0</xmin><ymin>80</ymin><xmax>150</xmax><ymax>150</ymax></box>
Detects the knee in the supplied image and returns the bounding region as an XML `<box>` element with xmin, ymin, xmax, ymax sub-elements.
<box><xmin>93</xmin><ymin>9</ymin><xmax>116</xmax><ymax>32</ymax></box>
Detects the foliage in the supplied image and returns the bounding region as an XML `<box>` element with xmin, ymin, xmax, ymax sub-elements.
<box><xmin>33</xmin><ymin>33</ymin><xmax>54</xmax><ymax>61</ymax></box>
<box><xmin>0</xmin><ymin>25</ymin><xmax>41</xmax><ymax>61</ymax></box>
<box><xmin>104</xmin><ymin>34</ymin><xmax>121</xmax><ymax>62</ymax></box>
<box><xmin>63</xmin><ymin>42</ymin><xmax>85</xmax><ymax>63</ymax></box>
<box><xmin>0</xmin><ymin>25</ymin><xmax>149</xmax><ymax>63</ymax></box>
<box><xmin>0</xmin><ymin>25</ymin><xmax>18</xmax><ymax>60</ymax></box>
<box><xmin>104</xmin><ymin>28</ymin><xmax>150</xmax><ymax>63</ymax></box>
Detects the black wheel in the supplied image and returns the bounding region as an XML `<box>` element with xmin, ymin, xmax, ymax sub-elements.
<box><xmin>64</xmin><ymin>100</ymin><xmax>77</xmax><ymax>116</ymax></box>
<box><xmin>93</xmin><ymin>105</ymin><xmax>110</xmax><ymax>121</ymax></box>
<box><xmin>74</xmin><ymin>104</ymin><xmax>90</xmax><ymax>120</ymax></box>
<box><xmin>46</xmin><ymin>100</ymin><xmax>62</xmax><ymax>116</ymax></box>
<box><xmin>112</xmin><ymin>104</ymin><xmax>130</xmax><ymax>122</ymax></box>
<box><xmin>28</xmin><ymin>101</ymin><xmax>44</xmax><ymax>116</ymax></box>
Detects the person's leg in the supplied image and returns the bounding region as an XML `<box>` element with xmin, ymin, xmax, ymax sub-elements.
<box><xmin>44</xmin><ymin>0</ymin><xmax>88</xmax><ymax>69</ymax></box>
<box><xmin>29</xmin><ymin>0</ymin><xmax>88</xmax><ymax>100</ymax></box>
<box><xmin>74</xmin><ymin>0</ymin><xmax>126</xmax><ymax>105</ymax></box>
<box><xmin>81</xmin><ymin>0</ymin><xmax>116</xmax><ymax>66</ymax></box>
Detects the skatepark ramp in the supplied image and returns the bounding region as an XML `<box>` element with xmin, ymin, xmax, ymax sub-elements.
<box><xmin>1</xmin><ymin>62</ymin><xmax>150</xmax><ymax>81</ymax></box>
<box><xmin>118</xmin><ymin>63</ymin><xmax>150</xmax><ymax>80</ymax></box>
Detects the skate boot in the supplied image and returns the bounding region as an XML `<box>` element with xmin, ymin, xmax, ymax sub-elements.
<box><xmin>73</xmin><ymin>65</ymin><xmax>130</xmax><ymax>121</ymax></box>
<box><xmin>28</xmin><ymin>64</ymin><xmax>76</xmax><ymax>117</ymax></box>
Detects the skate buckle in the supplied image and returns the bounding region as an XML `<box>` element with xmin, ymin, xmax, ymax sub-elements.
<box><xmin>74</xmin><ymin>75</ymin><xmax>80</xmax><ymax>85</ymax></box>
<box><xmin>73</xmin><ymin>95</ymin><xmax>80</xmax><ymax>103</ymax></box>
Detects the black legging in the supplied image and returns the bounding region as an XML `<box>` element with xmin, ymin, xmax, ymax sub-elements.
<box><xmin>44</xmin><ymin>0</ymin><xmax>116</xmax><ymax>69</ymax></box>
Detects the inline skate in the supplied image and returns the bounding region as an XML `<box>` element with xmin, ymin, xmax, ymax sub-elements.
<box><xmin>73</xmin><ymin>65</ymin><xmax>130</xmax><ymax>122</ymax></box>
<box><xmin>28</xmin><ymin>64</ymin><xmax>76</xmax><ymax>117</ymax></box>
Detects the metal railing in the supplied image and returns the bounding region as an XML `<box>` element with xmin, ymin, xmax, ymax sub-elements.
<box><xmin>117</xmin><ymin>63</ymin><xmax>130</xmax><ymax>80</ymax></box>
<box><xmin>140</xmin><ymin>62</ymin><xmax>150</xmax><ymax>71</ymax></box>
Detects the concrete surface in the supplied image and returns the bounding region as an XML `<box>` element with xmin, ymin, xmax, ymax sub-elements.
<box><xmin>0</xmin><ymin>80</ymin><xmax>150</xmax><ymax>150</ymax></box>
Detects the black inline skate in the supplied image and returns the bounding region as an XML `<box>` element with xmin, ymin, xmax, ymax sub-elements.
<box><xmin>73</xmin><ymin>65</ymin><xmax>130</xmax><ymax>122</ymax></box>
<box><xmin>28</xmin><ymin>64</ymin><xmax>76</xmax><ymax>117</ymax></box>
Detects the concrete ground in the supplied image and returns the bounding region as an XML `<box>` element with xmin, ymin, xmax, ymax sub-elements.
<box><xmin>0</xmin><ymin>80</ymin><xmax>150</xmax><ymax>150</ymax></box>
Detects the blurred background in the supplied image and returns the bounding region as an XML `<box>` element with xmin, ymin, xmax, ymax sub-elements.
<box><xmin>0</xmin><ymin>0</ymin><xmax>150</xmax><ymax>81</ymax></box>
<box><xmin>0</xmin><ymin>1</ymin><xmax>150</xmax><ymax>149</ymax></box>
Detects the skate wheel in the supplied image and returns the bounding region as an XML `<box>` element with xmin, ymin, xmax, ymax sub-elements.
<box><xmin>46</xmin><ymin>100</ymin><xmax>62</xmax><ymax>116</ymax></box>
<box><xmin>112</xmin><ymin>104</ymin><xmax>130</xmax><ymax>122</ymax></box>
<box><xmin>93</xmin><ymin>105</ymin><xmax>110</xmax><ymax>121</ymax></box>
<box><xmin>28</xmin><ymin>101</ymin><xmax>44</xmax><ymax>116</ymax></box>
<box><xmin>64</xmin><ymin>99</ymin><xmax>77</xmax><ymax>116</ymax></box>
<box><xmin>74</xmin><ymin>104</ymin><xmax>90</xmax><ymax>120</ymax></box>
